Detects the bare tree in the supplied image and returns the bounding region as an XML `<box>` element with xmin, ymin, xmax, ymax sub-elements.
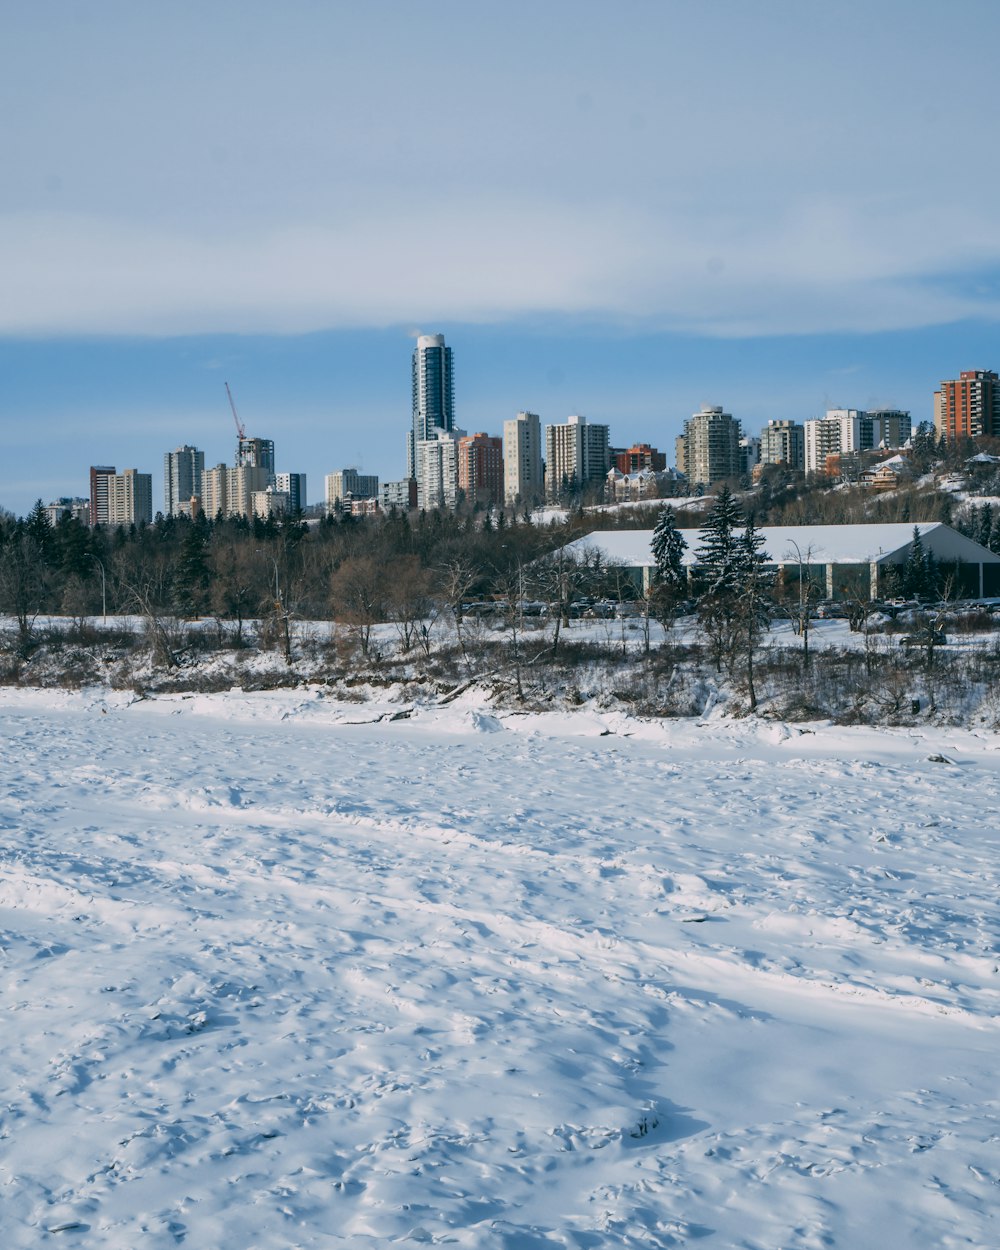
<box><xmin>0</xmin><ymin>533</ymin><xmax>49</xmax><ymax>652</ymax></box>
<box><xmin>386</xmin><ymin>556</ymin><xmax>435</xmax><ymax>653</ymax></box>
<box><xmin>435</xmin><ymin>557</ymin><xmax>479</xmax><ymax>660</ymax></box>
<box><xmin>329</xmin><ymin>557</ymin><xmax>388</xmax><ymax>659</ymax></box>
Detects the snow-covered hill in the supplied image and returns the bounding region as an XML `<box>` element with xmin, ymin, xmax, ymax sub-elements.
<box><xmin>1</xmin><ymin>687</ymin><xmax>997</xmax><ymax>1247</ymax></box>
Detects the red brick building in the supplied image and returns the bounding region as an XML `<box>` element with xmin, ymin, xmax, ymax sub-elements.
<box><xmin>458</xmin><ymin>433</ymin><xmax>503</xmax><ymax>507</ymax></box>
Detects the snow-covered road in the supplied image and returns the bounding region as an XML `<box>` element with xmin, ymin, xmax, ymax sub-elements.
<box><xmin>1</xmin><ymin>687</ymin><xmax>997</xmax><ymax>1248</ymax></box>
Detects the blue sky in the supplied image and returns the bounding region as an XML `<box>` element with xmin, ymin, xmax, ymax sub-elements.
<box><xmin>2</xmin><ymin>0</ymin><xmax>999</xmax><ymax>517</ymax></box>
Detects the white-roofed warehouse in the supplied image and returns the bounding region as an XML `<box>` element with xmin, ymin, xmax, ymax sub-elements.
<box><xmin>560</xmin><ymin>523</ymin><xmax>1000</xmax><ymax>600</ymax></box>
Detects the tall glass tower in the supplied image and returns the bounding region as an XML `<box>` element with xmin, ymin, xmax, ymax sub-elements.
<box><xmin>407</xmin><ymin>333</ymin><xmax>455</xmax><ymax>479</ymax></box>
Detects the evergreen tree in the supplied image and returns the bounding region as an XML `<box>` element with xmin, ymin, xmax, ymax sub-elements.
<box><xmin>903</xmin><ymin>526</ymin><xmax>933</xmax><ymax>600</ymax></box>
<box><xmin>730</xmin><ymin>515</ymin><xmax>773</xmax><ymax>712</ymax></box>
<box><xmin>977</xmin><ymin>503</ymin><xmax>993</xmax><ymax>549</ymax></box>
<box><xmin>172</xmin><ymin>522</ymin><xmax>211</xmax><ymax>617</ymax></box>
<box><xmin>695</xmin><ymin>485</ymin><xmax>744</xmax><ymax>595</ymax></box>
<box><xmin>694</xmin><ymin>487</ymin><xmax>746</xmax><ymax>671</ymax></box>
<box><xmin>650</xmin><ymin>506</ymin><xmax>687</xmax><ymax>590</ymax></box>
<box><xmin>25</xmin><ymin>499</ymin><xmax>54</xmax><ymax>561</ymax></box>
<box><xmin>649</xmin><ymin>506</ymin><xmax>688</xmax><ymax>627</ymax></box>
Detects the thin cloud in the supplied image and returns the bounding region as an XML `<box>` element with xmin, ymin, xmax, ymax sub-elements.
<box><xmin>3</xmin><ymin>198</ymin><xmax>1000</xmax><ymax>340</ymax></box>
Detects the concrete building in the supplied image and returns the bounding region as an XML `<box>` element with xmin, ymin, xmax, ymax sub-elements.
<box><xmin>45</xmin><ymin>498</ymin><xmax>90</xmax><ymax>526</ymax></box>
<box><xmin>544</xmin><ymin>414</ymin><xmax>610</xmax><ymax>500</ymax></box>
<box><xmin>164</xmin><ymin>445</ymin><xmax>205</xmax><ymax>517</ymax></box>
<box><xmin>201</xmin><ymin>463</ymin><xmax>271</xmax><ymax>519</ymax></box>
<box><xmin>89</xmin><ymin>466</ymin><xmax>116</xmax><ymax>527</ymax></box>
<box><xmin>251</xmin><ymin>487</ymin><xmax>290</xmax><ymax>519</ymax></box>
<box><xmin>274</xmin><ymin>473</ymin><xmax>307</xmax><ymax>515</ymax></box>
<box><xmin>408</xmin><ymin>333</ymin><xmax>455</xmax><ymax>480</ymax></box>
<box><xmin>870</xmin><ymin>408</ymin><xmax>912</xmax><ymax>449</ymax></box>
<box><xmin>325</xmin><ymin>469</ymin><xmax>378</xmax><ymax>516</ymax></box>
<box><xmin>934</xmin><ymin>371</ymin><xmax>1000</xmax><ymax>441</ymax></box>
<box><xmin>675</xmin><ymin>406</ymin><xmax>741</xmax><ymax>488</ymax></box>
<box><xmin>237</xmin><ymin>436</ymin><xmax>275</xmax><ymax>475</ymax></box>
<box><xmin>740</xmin><ymin>436</ymin><xmax>761</xmax><ymax>478</ymax></box>
<box><xmin>759</xmin><ymin>420</ymin><xmax>805</xmax><ymax>470</ymax></box>
<box><xmin>380</xmin><ymin>479</ymin><xmax>418</xmax><ymax>512</ymax></box>
<box><xmin>416</xmin><ymin>428</ymin><xmax>465</xmax><ymax>511</ymax></box>
<box><xmin>503</xmin><ymin>411</ymin><xmax>544</xmax><ymax>505</ymax></box>
<box><xmin>107</xmin><ymin>469</ymin><xmax>153</xmax><ymax>526</ymax></box>
<box><xmin>458</xmin><ymin>433</ymin><xmax>503</xmax><ymax>508</ymax></box>
<box><xmin>804</xmin><ymin>409</ymin><xmax>875</xmax><ymax>475</ymax></box>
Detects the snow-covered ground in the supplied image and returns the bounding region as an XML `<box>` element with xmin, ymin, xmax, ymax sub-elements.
<box><xmin>1</xmin><ymin>686</ymin><xmax>998</xmax><ymax>1248</ymax></box>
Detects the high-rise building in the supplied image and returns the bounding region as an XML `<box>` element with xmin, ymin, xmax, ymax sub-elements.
<box><xmin>503</xmin><ymin>411</ymin><xmax>544</xmax><ymax>505</ymax></box>
<box><xmin>201</xmin><ymin>464</ymin><xmax>270</xmax><ymax>519</ymax></box>
<box><xmin>740</xmin><ymin>436</ymin><xmax>761</xmax><ymax>477</ymax></box>
<box><xmin>107</xmin><ymin>469</ymin><xmax>153</xmax><ymax>526</ymax></box>
<box><xmin>759</xmin><ymin>420</ymin><xmax>805</xmax><ymax>470</ymax></box>
<box><xmin>544</xmin><ymin>415</ymin><xmax>610</xmax><ymax>500</ymax></box>
<box><xmin>237</xmin><ymin>436</ymin><xmax>275</xmax><ymax>475</ymax></box>
<box><xmin>274</xmin><ymin>472</ymin><xmax>307</xmax><ymax>514</ymax></box>
<box><xmin>408</xmin><ymin>333</ymin><xmax>455</xmax><ymax>479</ymax></box>
<box><xmin>457</xmin><ymin>433</ymin><xmax>503</xmax><ymax>508</ymax></box>
<box><xmin>164</xmin><ymin>445</ymin><xmax>205</xmax><ymax>517</ymax></box>
<box><xmin>416</xmin><ymin>428</ymin><xmax>465</xmax><ymax>510</ymax></box>
<box><xmin>89</xmin><ymin>465</ymin><xmax>116</xmax><ymax>527</ymax></box>
<box><xmin>674</xmin><ymin>406</ymin><xmax>741</xmax><ymax>488</ymax></box>
<box><xmin>934</xmin><ymin>371</ymin><xmax>1000</xmax><ymax>440</ymax></box>
<box><xmin>869</xmin><ymin>408</ymin><xmax>911</xmax><ymax>448</ymax></box>
<box><xmin>613</xmin><ymin>444</ymin><xmax>666</xmax><ymax>474</ymax></box>
<box><xmin>804</xmin><ymin>409</ymin><xmax>874</xmax><ymax>475</ymax></box>
<box><xmin>381</xmin><ymin>479</ymin><xmax>418</xmax><ymax>512</ymax></box>
<box><xmin>325</xmin><ymin>469</ymin><xmax>378</xmax><ymax>515</ymax></box>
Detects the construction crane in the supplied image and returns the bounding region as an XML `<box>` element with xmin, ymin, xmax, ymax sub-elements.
<box><xmin>225</xmin><ymin>382</ymin><xmax>246</xmax><ymax>441</ymax></box>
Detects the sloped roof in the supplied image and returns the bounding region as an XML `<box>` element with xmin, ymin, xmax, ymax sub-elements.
<box><xmin>562</xmin><ymin>522</ymin><xmax>1000</xmax><ymax>568</ymax></box>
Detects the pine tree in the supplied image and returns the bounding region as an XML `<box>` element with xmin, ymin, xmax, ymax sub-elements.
<box><xmin>650</xmin><ymin>506</ymin><xmax>687</xmax><ymax>591</ymax></box>
<box><xmin>903</xmin><ymin>526</ymin><xmax>932</xmax><ymax>600</ymax></box>
<box><xmin>172</xmin><ymin>522</ymin><xmax>211</xmax><ymax>618</ymax></box>
<box><xmin>694</xmin><ymin>487</ymin><xmax>746</xmax><ymax>671</ymax></box>
<box><xmin>648</xmin><ymin>506</ymin><xmax>688</xmax><ymax>628</ymax></box>
<box><xmin>695</xmin><ymin>485</ymin><xmax>744</xmax><ymax>595</ymax></box>
<box><xmin>730</xmin><ymin>515</ymin><xmax>773</xmax><ymax>712</ymax></box>
<box><xmin>977</xmin><ymin>503</ymin><xmax>993</xmax><ymax>549</ymax></box>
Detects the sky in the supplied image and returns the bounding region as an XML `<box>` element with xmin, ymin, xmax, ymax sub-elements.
<box><xmin>2</xmin><ymin>0</ymin><xmax>1000</xmax><ymax>517</ymax></box>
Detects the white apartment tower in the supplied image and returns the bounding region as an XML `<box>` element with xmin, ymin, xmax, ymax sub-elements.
<box><xmin>503</xmin><ymin>411</ymin><xmax>544</xmax><ymax>505</ymax></box>
<box><xmin>544</xmin><ymin>415</ymin><xmax>610</xmax><ymax>500</ymax></box>
<box><xmin>164</xmin><ymin>445</ymin><xmax>205</xmax><ymax>516</ymax></box>
<box><xmin>804</xmin><ymin>409</ymin><xmax>874</xmax><ymax>475</ymax></box>
<box><xmin>416</xmin><ymin>428</ymin><xmax>465</xmax><ymax>511</ymax></box>
<box><xmin>274</xmin><ymin>472</ymin><xmax>307</xmax><ymax>514</ymax></box>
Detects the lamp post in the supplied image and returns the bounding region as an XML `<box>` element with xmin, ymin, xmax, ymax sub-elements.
<box><xmin>88</xmin><ymin>554</ymin><xmax>107</xmax><ymax>624</ymax></box>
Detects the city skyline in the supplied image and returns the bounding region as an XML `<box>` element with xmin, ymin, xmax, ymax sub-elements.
<box><xmin>4</xmin><ymin>2</ymin><xmax>1000</xmax><ymax>516</ymax></box>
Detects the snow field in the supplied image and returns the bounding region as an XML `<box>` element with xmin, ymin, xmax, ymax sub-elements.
<box><xmin>0</xmin><ymin>687</ymin><xmax>998</xmax><ymax>1248</ymax></box>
